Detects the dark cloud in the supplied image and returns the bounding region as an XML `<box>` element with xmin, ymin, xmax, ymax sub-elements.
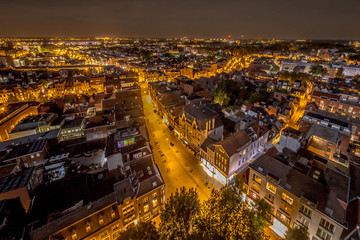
<box><xmin>0</xmin><ymin>0</ymin><xmax>359</xmax><ymax>39</ymax></box>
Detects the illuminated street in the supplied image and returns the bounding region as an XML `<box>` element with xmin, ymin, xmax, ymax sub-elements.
<box><xmin>142</xmin><ymin>87</ymin><xmax>223</xmax><ymax>201</ymax></box>
<box><xmin>0</xmin><ymin>4</ymin><xmax>358</xmax><ymax>237</ymax></box>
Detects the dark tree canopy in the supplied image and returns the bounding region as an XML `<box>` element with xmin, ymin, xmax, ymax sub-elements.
<box><xmin>117</xmin><ymin>222</ymin><xmax>159</xmax><ymax>240</ymax></box>
<box><xmin>284</xmin><ymin>226</ymin><xmax>310</xmax><ymax>240</ymax></box>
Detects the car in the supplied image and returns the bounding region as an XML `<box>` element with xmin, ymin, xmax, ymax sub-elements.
<box><xmin>170</xmin><ymin>142</ymin><xmax>174</xmax><ymax>147</ymax></box>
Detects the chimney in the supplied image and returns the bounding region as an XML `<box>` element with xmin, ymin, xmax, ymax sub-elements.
<box><xmin>255</xmin><ymin>112</ymin><xmax>261</xmax><ymax>136</ymax></box>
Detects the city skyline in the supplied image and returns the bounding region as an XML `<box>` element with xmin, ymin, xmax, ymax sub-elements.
<box><xmin>1</xmin><ymin>0</ymin><xmax>360</xmax><ymax>40</ymax></box>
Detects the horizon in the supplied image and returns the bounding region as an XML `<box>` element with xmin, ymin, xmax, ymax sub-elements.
<box><xmin>1</xmin><ymin>0</ymin><xmax>360</xmax><ymax>40</ymax></box>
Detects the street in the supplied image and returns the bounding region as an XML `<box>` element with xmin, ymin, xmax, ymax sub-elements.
<box><xmin>141</xmin><ymin>88</ymin><xmax>223</xmax><ymax>201</ymax></box>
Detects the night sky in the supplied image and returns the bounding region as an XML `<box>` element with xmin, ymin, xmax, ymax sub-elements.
<box><xmin>1</xmin><ymin>0</ymin><xmax>360</xmax><ymax>40</ymax></box>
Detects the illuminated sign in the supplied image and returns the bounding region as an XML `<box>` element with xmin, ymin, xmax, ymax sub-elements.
<box><xmin>117</xmin><ymin>137</ymin><xmax>135</xmax><ymax>148</ymax></box>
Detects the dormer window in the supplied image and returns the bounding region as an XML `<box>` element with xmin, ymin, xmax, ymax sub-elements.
<box><xmin>71</xmin><ymin>229</ymin><xmax>77</xmax><ymax>240</ymax></box>
<box><xmin>111</xmin><ymin>208</ymin><xmax>116</xmax><ymax>218</ymax></box>
<box><xmin>85</xmin><ymin>221</ymin><xmax>91</xmax><ymax>232</ymax></box>
<box><xmin>99</xmin><ymin>214</ymin><xmax>104</xmax><ymax>225</ymax></box>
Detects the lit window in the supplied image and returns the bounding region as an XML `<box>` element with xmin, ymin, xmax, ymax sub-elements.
<box><xmin>99</xmin><ymin>214</ymin><xmax>104</xmax><ymax>225</ymax></box>
<box><xmin>153</xmin><ymin>198</ymin><xmax>158</xmax><ymax>207</ymax></box>
<box><xmin>253</xmin><ymin>174</ymin><xmax>262</xmax><ymax>184</ymax></box>
<box><xmin>266</xmin><ymin>183</ymin><xmax>276</xmax><ymax>194</ymax></box>
<box><xmin>71</xmin><ymin>229</ymin><xmax>77</xmax><ymax>240</ymax></box>
<box><xmin>144</xmin><ymin>204</ymin><xmax>149</xmax><ymax>212</ymax></box>
<box><xmin>281</xmin><ymin>193</ymin><xmax>293</xmax><ymax>205</ymax></box>
<box><xmin>85</xmin><ymin>222</ymin><xmax>91</xmax><ymax>232</ymax></box>
<box><xmin>280</xmin><ymin>202</ymin><xmax>291</xmax><ymax>213</ymax></box>
<box><xmin>111</xmin><ymin>208</ymin><xmax>116</xmax><ymax>218</ymax></box>
<box><xmin>251</xmin><ymin>183</ymin><xmax>260</xmax><ymax>193</ymax></box>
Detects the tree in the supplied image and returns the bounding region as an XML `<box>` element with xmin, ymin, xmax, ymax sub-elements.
<box><xmin>284</xmin><ymin>226</ymin><xmax>309</xmax><ymax>240</ymax></box>
<box><xmin>118</xmin><ymin>222</ymin><xmax>159</xmax><ymax>240</ymax></box>
<box><xmin>309</xmin><ymin>65</ymin><xmax>328</xmax><ymax>77</ymax></box>
<box><xmin>335</xmin><ymin>67</ymin><xmax>345</xmax><ymax>78</ymax></box>
<box><xmin>353</xmin><ymin>75</ymin><xmax>360</xmax><ymax>88</ymax></box>
<box><xmin>195</xmin><ymin>183</ymin><xmax>271</xmax><ymax>240</ymax></box>
<box><xmin>279</xmin><ymin>71</ymin><xmax>311</xmax><ymax>84</ymax></box>
<box><xmin>213</xmin><ymin>89</ymin><xmax>230</xmax><ymax>107</ymax></box>
<box><xmin>249</xmin><ymin>92</ymin><xmax>262</xmax><ymax>104</ymax></box>
<box><xmin>159</xmin><ymin>187</ymin><xmax>200</xmax><ymax>240</ymax></box>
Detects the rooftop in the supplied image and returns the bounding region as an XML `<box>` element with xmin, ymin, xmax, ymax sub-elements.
<box><xmin>214</xmin><ymin>131</ymin><xmax>251</xmax><ymax>156</ymax></box>
<box><xmin>0</xmin><ymin>167</ymin><xmax>33</xmax><ymax>194</ymax></box>
<box><xmin>250</xmin><ymin>154</ymin><xmax>350</xmax><ymax>225</ymax></box>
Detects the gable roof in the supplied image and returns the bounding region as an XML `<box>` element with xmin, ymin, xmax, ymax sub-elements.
<box><xmin>214</xmin><ymin>131</ymin><xmax>251</xmax><ymax>156</ymax></box>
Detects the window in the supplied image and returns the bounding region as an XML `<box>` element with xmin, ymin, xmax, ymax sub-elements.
<box><xmin>281</xmin><ymin>193</ymin><xmax>293</xmax><ymax>205</ymax></box>
<box><xmin>71</xmin><ymin>229</ymin><xmax>77</xmax><ymax>240</ymax></box>
<box><xmin>85</xmin><ymin>222</ymin><xmax>91</xmax><ymax>232</ymax></box>
<box><xmin>276</xmin><ymin>211</ymin><xmax>290</xmax><ymax>225</ymax></box>
<box><xmin>253</xmin><ymin>174</ymin><xmax>262</xmax><ymax>185</ymax></box>
<box><xmin>280</xmin><ymin>202</ymin><xmax>291</xmax><ymax>214</ymax></box>
<box><xmin>300</xmin><ymin>205</ymin><xmax>312</xmax><ymax>219</ymax></box>
<box><xmin>111</xmin><ymin>208</ymin><xmax>116</xmax><ymax>218</ymax></box>
<box><xmin>143</xmin><ymin>197</ymin><xmax>149</xmax><ymax>204</ymax></box>
<box><xmin>144</xmin><ymin>204</ymin><xmax>149</xmax><ymax>212</ymax></box>
<box><xmin>153</xmin><ymin>198</ymin><xmax>158</xmax><ymax>207</ymax></box>
<box><xmin>316</xmin><ymin>228</ymin><xmax>332</xmax><ymax>240</ymax></box>
<box><xmin>133</xmin><ymin>152</ymin><xmax>142</xmax><ymax>159</ymax></box>
<box><xmin>320</xmin><ymin>218</ymin><xmax>335</xmax><ymax>233</ymax></box>
<box><xmin>251</xmin><ymin>183</ymin><xmax>260</xmax><ymax>193</ymax></box>
<box><xmin>266</xmin><ymin>182</ymin><xmax>276</xmax><ymax>194</ymax></box>
<box><xmin>153</xmin><ymin>192</ymin><xmax>157</xmax><ymax>199</ymax></box>
<box><xmin>298</xmin><ymin>215</ymin><xmax>310</xmax><ymax>227</ymax></box>
<box><xmin>99</xmin><ymin>214</ymin><xmax>104</xmax><ymax>225</ymax></box>
<box><xmin>265</xmin><ymin>192</ymin><xmax>274</xmax><ymax>203</ymax></box>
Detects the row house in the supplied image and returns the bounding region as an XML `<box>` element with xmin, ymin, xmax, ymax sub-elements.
<box><xmin>302</xmin><ymin>108</ymin><xmax>360</xmax><ymax>143</ymax></box>
<box><xmin>30</xmin><ymin>126</ymin><xmax>164</xmax><ymax>240</ymax></box>
<box><xmin>1</xmin><ymin>138</ymin><xmax>48</xmax><ymax>167</ymax></box>
<box><xmin>47</xmin><ymin>81</ymin><xmax>66</xmax><ymax>98</ymax></box>
<box><xmin>311</xmin><ymin>91</ymin><xmax>360</xmax><ymax>119</ymax></box>
<box><xmin>248</xmin><ymin>154</ymin><xmax>350</xmax><ymax>240</ymax></box>
<box><xmin>0</xmin><ymin>167</ymin><xmax>42</xmax><ymax>213</ymax></box>
<box><xmin>179</xmin><ymin>105</ymin><xmax>223</xmax><ymax>154</ymax></box>
<box><xmin>89</xmin><ymin>76</ymin><xmax>106</xmax><ymax>93</ymax></box>
<box><xmin>300</xmin><ymin>111</ymin><xmax>351</xmax><ymax>168</ymax></box>
<box><xmin>200</xmin><ymin>126</ymin><xmax>269</xmax><ymax>184</ymax></box>
<box><xmin>0</xmin><ymin>103</ymin><xmax>39</xmax><ymax>142</ymax></box>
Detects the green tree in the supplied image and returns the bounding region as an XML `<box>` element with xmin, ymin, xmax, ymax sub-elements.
<box><xmin>118</xmin><ymin>222</ymin><xmax>159</xmax><ymax>240</ymax></box>
<box><xmin>213</xmin><ymin>89</ymin><xmax>230</xmax><ymax>107</ymax></box>
<box><xmin>284</xmin><ymin>226</ymin><xmax>309</xmax><ymax>240</ymax></box>
<box><xmin>309</xmin><ymin>65</ymin><xmax>322</xmax><ymax>76</ymax></box>
<box><xmin>195</xmin><ymin>184</ymin><xmax>271</xmax><ymax>240</ymax></box>
<box><xmin>310</xmin><ymin>65</ymin><xmax>328</xmax><ymax>77</ymax></box>
<box><xmin>159</xmin><ymin>187</ymin><xmax>200</xmax><ymax>240</ymax></box>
